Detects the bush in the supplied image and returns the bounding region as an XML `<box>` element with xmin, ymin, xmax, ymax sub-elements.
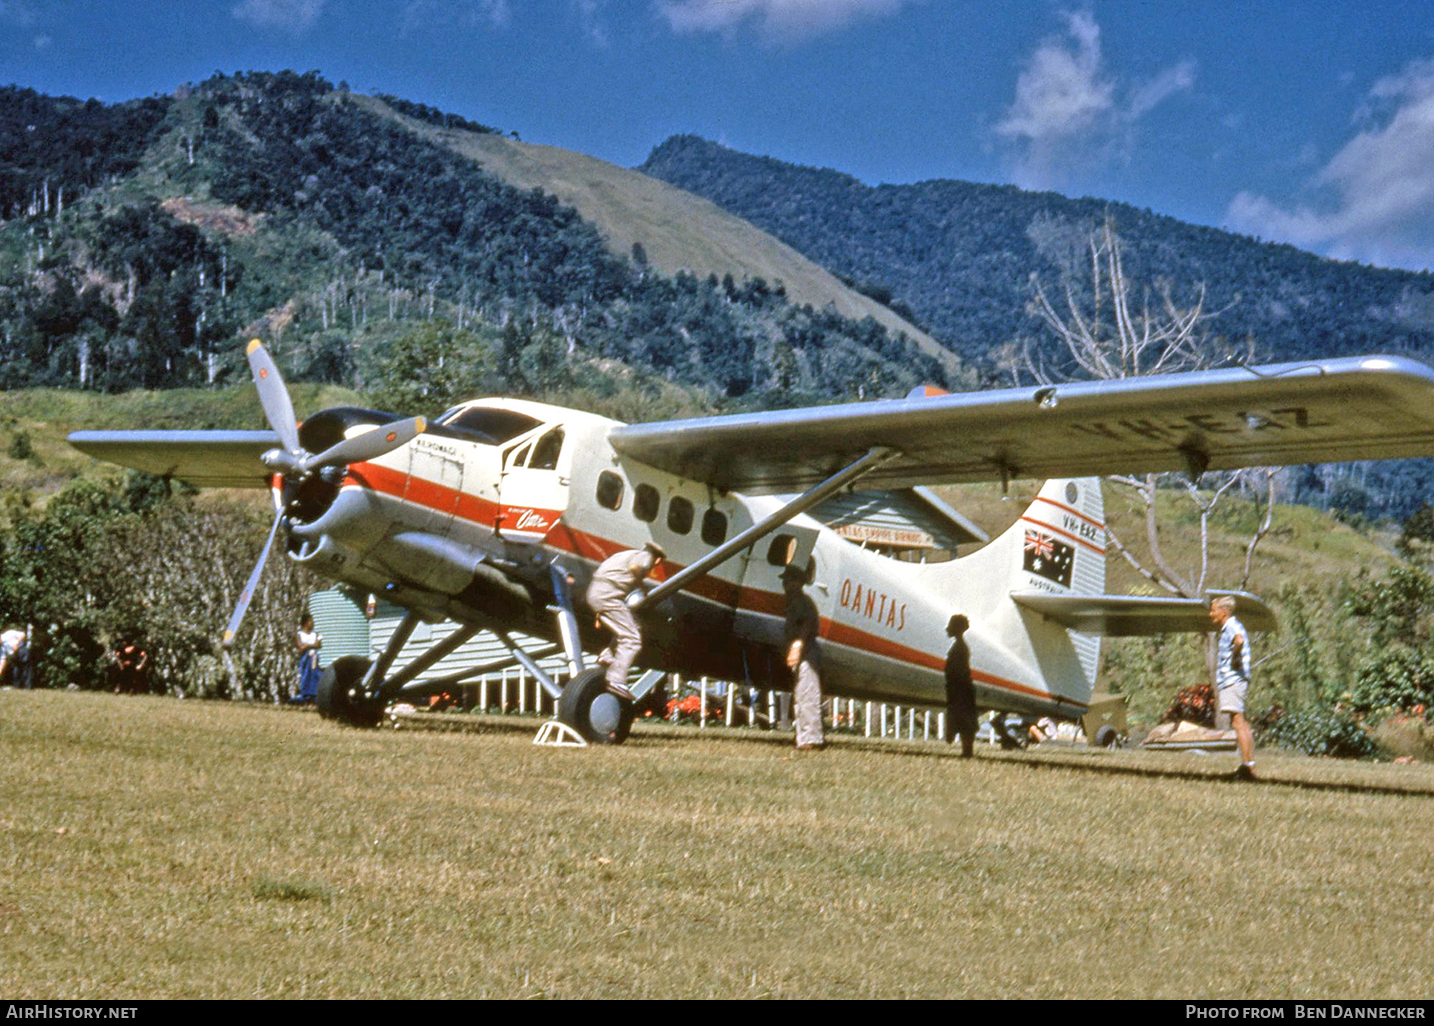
<box><xmin>1262</xmin><ymin>708</ymin><xmax>1379</xmax><ymax>759</ymax></box>
<box><xmin>1347</xmin><ymin>646</ymin><xmax>1434</xmax><ymax>718</ymax></box>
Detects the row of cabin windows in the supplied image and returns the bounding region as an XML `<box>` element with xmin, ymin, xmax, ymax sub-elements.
<box><xmin>595</xmin><ymin>471</ymin><xmax>812</xmax><ymax>579</ymax></box>
<box><xmin>595</xmin><ymin>471</ymin><xmax>728</xmax><ymax>545</ymax></box>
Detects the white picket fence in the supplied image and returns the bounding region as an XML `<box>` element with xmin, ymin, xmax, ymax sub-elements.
<box><xmin>431</xmin><ymin>667</ymin><xmax>949</xmax><ymax>742</ymax></box>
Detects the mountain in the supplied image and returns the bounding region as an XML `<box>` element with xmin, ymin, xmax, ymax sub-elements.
<box><xmin>0</xmin><ymin>73</ymin><xmax>961</xmax><ymax>421</ymax></box>
<box><xmin>638</xmin><ymin>135</ymin><xmax>1434</xmax><ymax>371</ymax></box>
<box><xmin>638</xmin><ymin>135</ymin><xmax>1434</xmax><ymax>519</ymax></box>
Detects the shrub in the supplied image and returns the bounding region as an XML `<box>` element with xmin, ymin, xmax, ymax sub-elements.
<box><xmin>1347</xmin><ymin>646</ymin><xmax>1434</xmax><ymax>718</ymax></box>
<box><xmin>1263</xmin><ymin>708</ymin><xmax>1379</xmax><ymax>759</ymax></box>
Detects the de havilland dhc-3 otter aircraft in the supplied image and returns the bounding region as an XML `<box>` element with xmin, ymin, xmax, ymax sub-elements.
<box><xmin>67</xmin><ymin>343</ymin><xmax>1434</xmax><ymax>744</ymax></box>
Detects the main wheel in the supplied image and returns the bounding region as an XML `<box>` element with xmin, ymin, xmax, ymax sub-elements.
<box><xmin>558</xmin><ymin>666</ymin><xmax>635</xmax><ymax>745</ymax></box>
<box><xmin>316</xmin><ymin>656</ymin><xmax>385</xmax><ymax>728</ymax></box>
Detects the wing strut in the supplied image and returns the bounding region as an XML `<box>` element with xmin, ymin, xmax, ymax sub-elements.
<box><xmin>635</xmin><ymin>446</ymin><xmax>899</xmax><ymax>610</ymax></box>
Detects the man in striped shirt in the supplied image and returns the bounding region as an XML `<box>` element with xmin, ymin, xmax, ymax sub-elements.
<box><xmin>1210</xmin><ymin>596</ymin><xmax>1256</xmax><ymax>780</ymax></box>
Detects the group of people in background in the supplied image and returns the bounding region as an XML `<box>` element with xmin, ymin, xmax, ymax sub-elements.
<box><xmin>582</xmin><ymin>546</ymin><xmax>1256</xmax><ymax>775</ymax></box>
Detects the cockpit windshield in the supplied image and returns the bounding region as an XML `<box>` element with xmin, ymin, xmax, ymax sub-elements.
<box><xmin>437</xmin><ymin>406</ymin><xmax>545</xmax><ymax>446</ymax></box>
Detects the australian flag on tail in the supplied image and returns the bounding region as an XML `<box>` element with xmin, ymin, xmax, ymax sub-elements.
<box><xmin>1024</xmin><ymin>529</ymin><xmax>1074</xmax><ymax>588</ymax></box>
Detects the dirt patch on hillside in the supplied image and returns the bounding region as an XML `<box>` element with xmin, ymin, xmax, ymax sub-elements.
<box><xmin>161</xmin><ymin>197</ymin><xmax>259</xmax><ymax>237</ymax></box>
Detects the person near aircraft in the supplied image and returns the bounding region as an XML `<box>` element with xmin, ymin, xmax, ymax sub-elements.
<box><xmin>0</xmin><ymin>626</ymin><xmax>30</xmax><ymax>689</ymax></box>
<box><xmin>587</xmin><ymin>542</ymin><xmax>666</xmax><ymax>701</ymax></box>
<box><xmin>110</xmin><ymin>639</ymin><xmax>148</xmax><ymax>695</ymax></box>
<box><xmin>943</xmin><ymin>614</ymin><xmax>977</xmax><ymax>757</ymax></box>
<box><xmin>781</xmin><ymin>563</ymin><xmax>824</xmax><ymax>750</ymax></box>
<box><xmin>294</xmin><ymin>613</ymin><xmax>323</xmax><ymax>705</ymax></box>
<box><xmin>1210</xmin><ymin>596</ymin><xmax>1256</xmax><ymax>779</ymax></box>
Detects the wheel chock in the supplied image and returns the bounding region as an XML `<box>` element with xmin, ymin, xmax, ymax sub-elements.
<box><xmin>533</xmin><ymin>719</ymin><xmax>588</xmax><ymax>747</ymax></box>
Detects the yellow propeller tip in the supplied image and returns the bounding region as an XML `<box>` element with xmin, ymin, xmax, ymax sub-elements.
<box><xmin>246</xmin><ymin>339</ymin><xmax>263</xmax><ymax>354</ymax></box>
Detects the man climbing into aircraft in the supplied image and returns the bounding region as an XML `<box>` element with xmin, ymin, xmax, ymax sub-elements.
<box><xmin>944</xmin><ymin>614</ymin><xmax>977</xmax><ymax>758</ymax></box>
<box><xmin>782</xmin><ymin>563</ymin><xmax>824</xmax><ymax>751</ymax></box>
<box><xmin>1210</xmin><ymin>596</ymin><xmax>1256</xmax><ymax>780</ymax></box>
<box><xmin>587</xmin><ymin>542</ymin><xmax>666</xmax><ymax>702</ymax></box>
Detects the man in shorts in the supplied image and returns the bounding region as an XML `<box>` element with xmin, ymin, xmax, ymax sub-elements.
<box><xmin>1210</xmin><ymin>596</ymin><xmax>1256</xmax><ymax>779</ymax></box>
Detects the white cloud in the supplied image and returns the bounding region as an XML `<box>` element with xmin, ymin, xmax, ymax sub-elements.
<box><xmin>400</xmin><ymin>0</ymin><xmax>510</xmax><ymax>36</ymax></box>
<box><xmin>575</xmin><ymin>0</ymin><xmax>609</xmax><ymax>47</ymax></box>
<box><xmin>994</xmin><ymin>9</ymin><xmax>1195</xmax><ymax>191</ymax></box>
<box><xmin>1226</xmin><ymin>57</ymin><xmax>1434</xmax><ymax>271</ymax></box>
<box><xmin>655</xmin><ymin>0</ymin><xmax>918</xmax><ymax>43</ymax></box>
<box><xmin>0</xmin><ymin>1</ymin><xmax>36</xmax><ymax>27</ymax></box>
<box><xmin>231</xmin><ymin>0</ymin><xmax>326</xmax><ymax>34</ymax></box>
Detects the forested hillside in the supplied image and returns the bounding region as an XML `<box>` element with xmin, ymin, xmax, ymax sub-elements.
<box><xmin>640</xmin><ymin>134</ymin><xmax>1434</xmax><ymax>519</ymax></box>
<box><xmin>640</xmin><ymin>134</ymin><xmax>1434</xmax><ymax>367</ymax></box>
<box><xmin>0</xmin><ymin>73</ymin><xmax>952</xmax><ymax>418</ymax></box>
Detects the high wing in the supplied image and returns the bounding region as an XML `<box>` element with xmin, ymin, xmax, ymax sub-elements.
<box><xmin>1011</xmin><ymin>589</ymin><xmax>1277</xmax><ymax>636</ymax></box>
<box><xmin>66</xmin><ymin>430</ymin><xmax>279</xmax><ymax>489</ymax></box>
<box><xmin>608</xmin><ymin>355</ymin><xmax>1434</xmax><ymax>493</ymax></box>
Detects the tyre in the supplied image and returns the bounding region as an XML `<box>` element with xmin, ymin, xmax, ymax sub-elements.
<box><xmin>1093</xmin><ymin>724</ymin><xmax>1120</xmax><ymax>748</ymax></box>
<box><xmin>558</xmin><ymin>666</ymin><xmax>634</xmax><ymax>745</ymax></box>
<box><xmin>316</xmin><ymin>656</ymin><xmax>385</xmax><ymax>728</ymax></box>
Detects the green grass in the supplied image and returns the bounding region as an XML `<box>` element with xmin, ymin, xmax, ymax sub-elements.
<box><xmin>2</xmin><ymin>690</ymin><xmax>1431</xmax><ymax>999</ymax></box>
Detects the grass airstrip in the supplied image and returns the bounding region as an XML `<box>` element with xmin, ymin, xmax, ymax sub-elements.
<box><xmin>2</xmin><ymin>689</ymin><xmax>1432</xmax><ymax>1000</ymax></box>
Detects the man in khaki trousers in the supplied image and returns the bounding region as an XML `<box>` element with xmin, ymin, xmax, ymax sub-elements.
<box><xmin>782</xmin><ymin>564</ymin><xmax>824</xmax><ymax>750</ymax></box>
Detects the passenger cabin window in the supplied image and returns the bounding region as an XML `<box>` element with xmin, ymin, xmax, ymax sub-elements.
<box><xmin>667</xmin><ymin>496</ymin><xmax>694</xmax><ymax>535</ymax></box>
<box><xmin>701</xmin><ymin>508</ymin><xmax>728</xmax><ymax>546</ymax></box>
<box><xmin>596</xmin><ymin>471</ymin><xmax>624</xmax><ymax>511</ymax></box>
<box><xmin>767</xmin><ymin>534</ymin><xmax>797</xmax><ymax>567</ymax></box>
<box><xmin>633</xmin><ymin>484</ymin><xmax>660</xmax><ymax>523</ymax></box>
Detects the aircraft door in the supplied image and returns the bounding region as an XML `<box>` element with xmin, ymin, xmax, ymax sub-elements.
<box><xmin>496</xmin><ymin>425</ymin><xmax>569</xmax><ymax>543</ymax></box>
<box><xmin>406</xmin><ymin>440</ymin><xmax>464</xmax><ymax>538</ymax></box>
<box><xmin>735</xmin><ymin>521</ymin><xmax>831</xmax><ymax>652</ymax></box>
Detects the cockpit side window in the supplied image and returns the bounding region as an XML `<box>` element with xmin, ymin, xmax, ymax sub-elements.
<box><xmin>529</xmin><ymin>428</ymin><xmax>564</xmax><ymax>471</ymax></box>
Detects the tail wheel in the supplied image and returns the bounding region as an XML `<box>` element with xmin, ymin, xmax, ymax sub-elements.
<box><xmin>316</xmin><ymin>656</ymin><xmax>385</xmax><ymax>728</ymax></box>
<box><xmin>558</xmin><ymin>667</ymin><xmax>635</xmax><ymax>745</ymax></box>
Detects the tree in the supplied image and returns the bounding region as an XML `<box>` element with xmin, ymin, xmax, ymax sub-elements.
<box><xmin>1015</xmin><ymin>216</ymin><xmax>1275</xmax><ymax>602</ymax></box>
<box><xmin>366</xmin><ymin>320</ymin><xmax>495</xmax><ymax>413</ymax></box>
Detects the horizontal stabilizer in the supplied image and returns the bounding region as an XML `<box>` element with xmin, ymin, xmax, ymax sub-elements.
<box><xmin>1011</xmin><ymin>588</ymin><xmax>1276</xmax><ymax>636</ymax></box>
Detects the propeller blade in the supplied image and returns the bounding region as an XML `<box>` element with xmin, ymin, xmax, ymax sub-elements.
<box><xmin>222</xmin><ymin>511</ymin><xmax>283</xmax><ymax>649</ymax></box>
<box><xmin>302</xmin><ymin>416</ymin><xmax>427</xmax><ymax>473</ymax></box>
<box><xmin>245</xmin><ymin>340</ymin><xmax>300</xmax><ymax>455</ymax></box>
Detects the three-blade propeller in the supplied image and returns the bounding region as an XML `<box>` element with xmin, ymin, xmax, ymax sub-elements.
<box><xmin>223</xmin><ymin>341</ymin><xmax>426</xmax><ymax>648</ymax></box>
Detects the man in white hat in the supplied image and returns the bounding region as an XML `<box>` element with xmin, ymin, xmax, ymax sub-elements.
<box><xmin>586</xmin><ymin>542</ymin><xmax>666</xmax><ymax>701</ymax></box>
<box><xmin>781</xmin><ymin>563</ymin><xmax>824</xmax><ymax>750</ymax></box>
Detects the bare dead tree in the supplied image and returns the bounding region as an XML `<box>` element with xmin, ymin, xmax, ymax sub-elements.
<box><xmin>1017</xmin><ymin>216</ymin><xmax>1275</xmax><ymax>603</ymax></box>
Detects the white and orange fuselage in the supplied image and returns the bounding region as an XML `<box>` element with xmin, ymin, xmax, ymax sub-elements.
<box><xmin>284</xmin><ymin>398</ymin><xmax>1104</xmax><ymax>720</ymax></box>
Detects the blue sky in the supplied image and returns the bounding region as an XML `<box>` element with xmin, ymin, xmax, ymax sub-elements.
<box><xmin>4</xmin><ymin>0</ymin><xmax>1433</xmax><ymax>271</ymax></box>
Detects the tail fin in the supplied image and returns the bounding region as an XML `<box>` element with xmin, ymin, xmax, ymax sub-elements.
<box><xmin>1016</xmin><ymin>478</ymin><xmax>1105</xmax><ymax>689</ymax></box>
<box><xmin>920</xmin><ymin>478</ymin><xmax>1106</xmax><ymax>709</ymax></box>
